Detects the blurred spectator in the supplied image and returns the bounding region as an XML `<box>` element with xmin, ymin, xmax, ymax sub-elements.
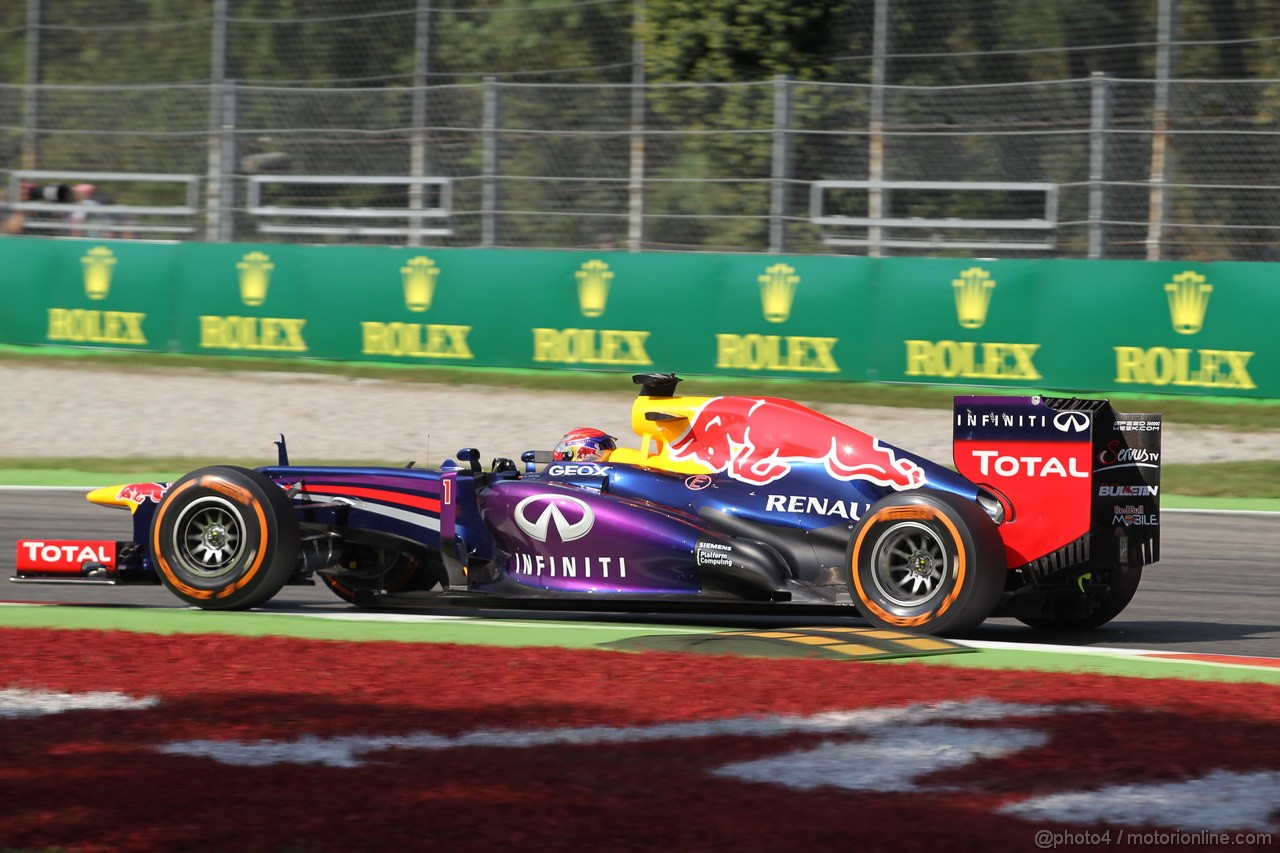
<box><xmin>68</xmin><ymin>183</ymin><xmax>121</xmax><ymax>238</ymax></box>
<box><xmin>68</xmin><ymin>183</ymin><xmax>99</xmax><ymax>236</ymax></box>
<box><xmin>0</xmin><ymin>200</ymin><xmax>22</xmax><ymax>235</ymax></box>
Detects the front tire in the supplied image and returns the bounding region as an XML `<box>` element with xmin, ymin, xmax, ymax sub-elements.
<box><xmin>149</xmin><ymin>466</ymin><xmax>299</xmax><ymax>610</ymax></box>
<box><xmin>847</xmin><ymin>490</ymin><xmax>1005</xmax><ymax>635</ymax></box>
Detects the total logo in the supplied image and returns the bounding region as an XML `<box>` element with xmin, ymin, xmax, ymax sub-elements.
<box><xmin>970</xmin><ymin>450</ymin><xmax>1088</xmax><ymax>478</ymax></box>
<box><xmin>514</xmin><ymin>494</ymin><xmax>594</xmax><ymax>542</ymax></box>
<box><xmin>16</xmin><ymin>539</ymin><xmax>116</xmax><ymax>572</ymax></box>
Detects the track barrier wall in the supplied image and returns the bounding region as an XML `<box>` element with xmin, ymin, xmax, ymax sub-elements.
<box><xmin>0</xmin><ymin>237</ymin><xmax>1274</xmax><ymax>398</ymax></box>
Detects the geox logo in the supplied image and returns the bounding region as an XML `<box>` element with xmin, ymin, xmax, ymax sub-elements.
<box><xmin>759</xmin><ymin>263</ymin><xmax>799</xmax><ymax>324</ymax></box>
<box><xmin>1165</xmin><ymin>271</ymin><xmax>1212</xmax><ymax>335</ymax></box>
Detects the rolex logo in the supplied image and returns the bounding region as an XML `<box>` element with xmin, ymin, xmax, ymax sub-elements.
<box><xmin>81</xmin><ymin>246</ymin><xmax>116</xmax><ymax>300</ymax></box>
<box><xmin>401</xmin><ymin>256</ymin><xmax>439</xmax><ymax>312</ymax></box>
<box><xmin>758</xmin><ymin>263</ymin><xmax>799</xmax><ymax>323</ymax></box>
<box><xmin>1165</xmin><ymin>271</ymin><xmax>1212</xmax><ymax>335</ymax></box>
<box><xmin>575</xmin><ymin>259</ymin><xmax>613</xmax><ymax>317</ymax></box>
<box><xmin>952</xmin><ymin>267</ymin><xmax>995</xmax><ymax>330</ymax></box>
<box><xmin>236</xmin><ymin>251</ymin><xmax>274</xmax><ymax>306</ymax></box>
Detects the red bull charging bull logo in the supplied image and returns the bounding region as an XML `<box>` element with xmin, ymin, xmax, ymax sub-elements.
<box><xmin>667</xmin><ymin>397</ymin><xmax>925</xmax><ymax>489</ymax></box>
<box><xmin>116</xmin><ymin>482</ymin><xmax>169</xmax><ymax>505</ymax></box>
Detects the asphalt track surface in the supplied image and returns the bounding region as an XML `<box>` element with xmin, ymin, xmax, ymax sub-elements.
<box><xmin>3</xmin><ymin>488</ymin><xmax>1278</xmax><ymax>659</ymax></box>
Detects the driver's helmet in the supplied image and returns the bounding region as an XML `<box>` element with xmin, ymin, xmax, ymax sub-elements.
<box><xmin>553</xmin><ymin>427</ymin><xmax>616</xmax><ymax>463</ymax></box>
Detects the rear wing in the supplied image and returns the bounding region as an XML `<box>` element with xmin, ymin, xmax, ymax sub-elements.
<box><xmin>953</xmin><ymin>396</ymin><xmax>1160</xmax><ymax>577</ymax></box>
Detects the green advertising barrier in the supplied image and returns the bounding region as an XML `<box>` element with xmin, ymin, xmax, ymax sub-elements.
<box><xmin>0</xmin><ymin>235</ymin><xmax>1274</xmax><ymax>397</ymax></box>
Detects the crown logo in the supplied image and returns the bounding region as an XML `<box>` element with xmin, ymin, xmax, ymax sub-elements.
<box><xmin>952</xmin><ymin>267</ymin><xmax>996</xmax><ymax>330</ymax></box>
<box><xmin>575</xmin><ymin>259</ymin><xmax>613</xmax><ymax>317</ymax></box>
<box><xmin>81</xmin><ymin>246</ymin><xmax>116</xmax><ymax>300</ymax></box>
<box><xmin>401</xmin><ymin>256</ymin><xmax>440</xmax><ymax>313</ymax></box>
<box><xmin>236</xmin><ymin>251</ymin><xmax>274</xmax><ymax>306</ymax></box>
<box><xmin>1164</xmin><ymin>271</ymin><xmax>1212</xmax><ymax>335</ymax></box>
<box><xmin>758</xmin><ymin>263</ymin><xmax>800</xmax><ymax>323</ymax></box>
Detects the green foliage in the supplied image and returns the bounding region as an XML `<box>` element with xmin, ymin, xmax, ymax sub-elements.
<box><xmin>3</xmin><ymin>1</ymin><xmax>1277</xmax><ymax>251</ymax></box>
<box><xmin>643</xmin><ymin>0</ymin><xmax>852</xmax><ymax>83</ymax></box>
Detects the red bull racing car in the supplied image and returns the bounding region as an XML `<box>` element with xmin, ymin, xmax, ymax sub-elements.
<box><xmin>14</xmin><ymin>373</ymin><xmax>1161</xmax><ymax>635</ymax></box>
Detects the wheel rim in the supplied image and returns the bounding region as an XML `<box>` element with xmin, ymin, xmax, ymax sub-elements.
<box><xmin>170</xmin><ymin>495</ymin><xmax>247</xmax><ymax>580</ymax></box>
<box><xmin>869</xmin><ymin>521</ymin><xmax>949</xmax><ymax>608</ymax></box>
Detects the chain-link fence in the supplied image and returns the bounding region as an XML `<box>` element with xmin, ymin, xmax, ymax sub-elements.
<box><xmin>2</xmin><ymin>0</ymin><xmax>1278</xmax><ymax>261</ymax></box>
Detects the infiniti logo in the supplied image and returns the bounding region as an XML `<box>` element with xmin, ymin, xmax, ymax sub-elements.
<box><xmin>1052</xmin><ymin>411</ymin><xmax>1090</xmax><ymax>433</ymax></box>
<box><xmin>514</xmin><ymin>494</ymin><xmax>594</xmax><ymax>543</ymax></box>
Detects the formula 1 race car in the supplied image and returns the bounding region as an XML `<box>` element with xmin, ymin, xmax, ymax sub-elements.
<box><xmin>14</xmin><ymin>373</ymin><xmax>1162</xmax><ymax>635</ymax></box>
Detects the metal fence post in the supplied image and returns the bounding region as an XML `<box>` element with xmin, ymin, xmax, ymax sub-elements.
<box><xmin>409</xmin><ymin>0</ymin><xmax>431</xmax><ymax>248</ymax></box>
<box><xmin>481</xmin><ymin>77</ymin><xmax>500</xmax><ymax>247</ymax></box>
<box><xmin>1146</xmin><ymin>0</ymin><xmax>1176</xmax><ymax>261</ymax></box>
<box><xmin>1088</xmin><ymin>71</ymin><xmax>1111</xmax><ymax>260</ymax></box>
<box><xmin>769</xmin><ymin>74</ymin><xmax>791</xmax><ymax>254</ymax></box>
<box><xmin>868</xmin><ymin>0</ymin><xmax>891</xmax><ymax>258</ymax></box>
<box><xmin>627</xmin><ymin>0</ymin><xmax>646</xmax><ymax>252</ymax></box>
<box><xmin>21</xmin><ymin>0</ymin><xmax>41</xmax><ymax>173</ymax></box>
<box><xmin>205</xmin><ymin>0</ymin><xmax>229</xmax><ymax>242</ymax></box>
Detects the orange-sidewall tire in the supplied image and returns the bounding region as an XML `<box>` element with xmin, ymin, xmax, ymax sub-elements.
<box><xmin>150</xmin><ymin>465</ymin><xmax>299</xmax><ymax>610</ymax></box>
<box><xmin>847</xmin><ymin>490</ymin><xmax>1005</xmax><ymax>636</ymax></box>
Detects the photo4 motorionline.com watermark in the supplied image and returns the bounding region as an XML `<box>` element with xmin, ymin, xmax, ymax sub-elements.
<box><xmin>1035</xmin><ymin>829</ymin><xmax>1273</xmax><ymax>849</ymax></box>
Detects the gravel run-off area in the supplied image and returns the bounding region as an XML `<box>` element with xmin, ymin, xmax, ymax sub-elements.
<box><xmin>3</xmin><ymin>362</ymin><xmax>1278</xmax><ymax>465</ymax></box>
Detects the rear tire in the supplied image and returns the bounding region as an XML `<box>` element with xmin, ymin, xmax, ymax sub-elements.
<box><xmin>847</xmin><ymin>490</ymin><xmax>1005</xmax><ymax>636</ymax></box>
<box><xmin>1015</xmin><ymin>565</ymin><xmax>1143</xmax><ymax>630</ymax></box>
<box><xmin>149</xmin><ymin>466</ymin><xmax>299</xmax><ymax>610</ymax></box>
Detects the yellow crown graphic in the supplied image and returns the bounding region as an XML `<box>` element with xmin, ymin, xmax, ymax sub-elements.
<box><xmin>575</xmin><ymin>259</ymin><xmax>614</xmax><ymax>318</ymax></box>
<box><xmin>401</xmin><ymin>256</ymin><xmax>440</xmax><ymax>313</ymax></box>
<box><xmin>758</xmin><ymin>263</ymin><xmax>800</xmax><ymax>323</ymax></box>
<box><xmin>236</xmin><ymin>251</ymin><xmax>274</xmax><ymax>307</ymax></box>
<box><xmin>81</xmin><ymin>246</ymin><xmax>116</xmax><ymax>300</ymax></box>
<box><xmin>1164</xmin><ymin>270</ymin><xmax>1212</xmax><ymax>335</ymax></box>
<box><xmin>952</xmin><ymin>267</ymin><xmax>996</xmax><ymax>330</ymax></box>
